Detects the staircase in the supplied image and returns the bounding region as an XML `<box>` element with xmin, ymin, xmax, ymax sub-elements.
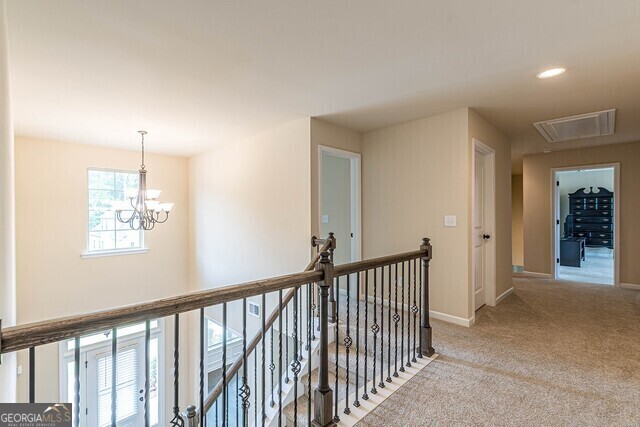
<box><xmin>0</xmin><ymin>235</ymin><xmax>434</xmax><ymax>427</ymax></box>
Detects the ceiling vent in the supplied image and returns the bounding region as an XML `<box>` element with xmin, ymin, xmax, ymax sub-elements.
<box><xmin>533</xmin><ymin>109</ymin><xmax>615</xmax><ymax>143</ymax></box>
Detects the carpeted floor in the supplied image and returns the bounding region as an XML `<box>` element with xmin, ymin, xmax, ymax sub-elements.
<box><xmin>358</xmin><ymin>276</ymin><xmax>640</xmax><ymax>426</ymax></box>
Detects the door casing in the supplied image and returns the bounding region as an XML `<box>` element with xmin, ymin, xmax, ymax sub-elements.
<box><xmin>471</xmin><ymin>138</ymin><xmax>496</xmax><ymax>313</ymax></box>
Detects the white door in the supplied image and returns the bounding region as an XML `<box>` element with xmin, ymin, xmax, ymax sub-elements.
<box><xmin>473</xmin><ymin>152</ymin><xmax>487</xmax><ymax>310</ymax></box>
<box><xmin>86</xmin><ymin>339</ymin><xmax>146</xmax><ymax>427</ymax></box>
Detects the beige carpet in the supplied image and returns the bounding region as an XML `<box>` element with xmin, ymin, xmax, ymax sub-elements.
<box><xmin>358</xmin><ymin>276</ymin><xmax>640</xmax><ymax>426</ymax></box>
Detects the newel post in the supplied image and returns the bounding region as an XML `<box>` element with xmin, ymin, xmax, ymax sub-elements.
<box><xmin>420</xmin><ymin>238</ymin><xmax>435</xmax><ymax>357</ymax></box>
<box><xmin>313</xmin><ymin>251</ymin><xmax>334</xmax><ymax>426</ymax></box>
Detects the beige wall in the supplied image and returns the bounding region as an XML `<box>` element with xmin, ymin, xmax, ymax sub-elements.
<box><xmin>189</xmin><ymin>118</ymin><xmax>311</xmax><ymax>336</ymax></box>
<box><xmin>523</xmin><ymin>141</ymin><xmax>640</xmax><ymax>285</ymax></box>
<box><xmin>512</xmin><ymin>175</ymin><xmax>524</xmax><ymax>267</ymax></box>
<box><xmin>362</xmin><ymin>108</ymin><xmax>471</xmax><ymax>320</ymax></box>
<box><xmin>15</xmin><ymin>136</ymin><xmax>191</xmax><ymax>411</ymax></box>
<box><xmin>468</xmin><ymin>109</ymin><xmax>512</xmax><ymax>302</ymax></box>
<box><xmin>362</xmin><ymin>108</ymin><xmax>511</xmax><ymax>322</ymax></box>
<box><xmin>0</xmin><ymin>0</ymin><xmax>16</xmax><ymax>402</ymax></box>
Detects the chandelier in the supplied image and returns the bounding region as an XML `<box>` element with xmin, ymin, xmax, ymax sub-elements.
<box><xmin>114</xmin><ymin>131</ymin><xmax>173</xmax><ymax>230</ymax></box>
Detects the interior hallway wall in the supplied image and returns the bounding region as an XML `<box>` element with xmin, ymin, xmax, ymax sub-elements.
<box><xmin>523</xmin><ymin>141</ymin><xmax>640</xmax><ymax>285</ymax></box>
<box><xmin>468</xmin><ymin>109</ymin><xmax>513</xmax><ymax>304</ymax></box>
<box><xmin>14</xmin><ymin>136</ymin><xmax>190</xmax><ymax>412</ymax></box>
<box><xmin>0</xmin><ymin>0</ymin><xmax>16</xmax><ymax>402</ymax></box>
<box><xmin>512</xmin><ymin>175</ymin><xmax>524</xmax><ymax>267</ymax></box>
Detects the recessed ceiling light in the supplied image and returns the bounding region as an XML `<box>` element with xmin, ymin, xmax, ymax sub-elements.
<box><xmin>537</xmin><ymin>67</ymin><xmax>566</xmax><ymax>79</ymax></box>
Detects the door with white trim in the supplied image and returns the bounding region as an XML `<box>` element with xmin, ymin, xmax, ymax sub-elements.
<box><xmin>473</xmin><ymin>151</ymin><xmax>487</xmax><ymax>310</ymax></box>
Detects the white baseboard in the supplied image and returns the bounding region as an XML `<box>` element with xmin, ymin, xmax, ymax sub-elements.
<box><xmin>429</xmin><ymin>309</ymin><xmax>475</xmax><ymax>327</ymax></box>
<box><xmin>620</xmin><ymin>282</ymin><xmax>640</xmax><ymax>291</ymax></box>
<box><xmin>496</xmin><ymin>287</ymin><xmax>514</xmax><ymax>304</ymax></box>
<box><xmin>366</xmin><ymin>296</ymin><xmax>474</xmax><ymax>327</ymax></box>
<box><xmin>520</xmin><ymin>271</ymin><xmax>553</xmax><ymax>278</ymax></box>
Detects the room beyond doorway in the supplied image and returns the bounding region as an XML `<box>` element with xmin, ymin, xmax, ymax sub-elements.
<box><xmin>553</xmin><ymin>166</ymin><xmax>618</xmax><ymax>286</ymax></box>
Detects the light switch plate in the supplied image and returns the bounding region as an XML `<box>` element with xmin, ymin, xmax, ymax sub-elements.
<box><xmin>444</xmin><ymin>215</ymin><xmax>457</xmax><ymax>227</ymax></box>
<box><xmin>321</xmin><ymin>214</ymin><xmax>329</xmax><ymax>224</ymax></box>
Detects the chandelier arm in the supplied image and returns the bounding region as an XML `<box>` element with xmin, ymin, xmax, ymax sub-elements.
<box><xmin>153</xmin><ymin>211</ymin><xmax>170</xmax><ymax>224</ymax></box>
<box><xmin>116</xmin><ymin>209</ymin><xmax>137</xmax><ymax>224</ymax></box>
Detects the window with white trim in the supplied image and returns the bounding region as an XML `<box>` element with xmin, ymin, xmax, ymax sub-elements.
<box><xmin>87</xmin><ymin>169</ymin><xmax>143</xmax><ymax>253</ymax></box>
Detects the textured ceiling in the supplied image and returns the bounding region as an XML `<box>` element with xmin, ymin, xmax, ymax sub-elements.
<box><xmin>6</xmin><ymin>1</ymin><xmax>640</xmax><ymax>172</ymax></box>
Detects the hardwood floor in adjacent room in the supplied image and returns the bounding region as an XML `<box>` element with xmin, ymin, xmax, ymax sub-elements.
<box><xmin>359</xmin><ymin>275</ymin><xmax>640</xmax><ymax>426</ymax></box>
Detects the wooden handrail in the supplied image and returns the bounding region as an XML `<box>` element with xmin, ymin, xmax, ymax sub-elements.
<box><xmin>0</xmin><ymin>269</ymin><xmax>322</xmax><ymax>354</ymax></box>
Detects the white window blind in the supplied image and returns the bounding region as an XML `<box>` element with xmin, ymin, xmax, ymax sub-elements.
<box><xmin>95</xmin><ymin>345</ymin><xmax>139</xmax><ymax>427</ymax></box>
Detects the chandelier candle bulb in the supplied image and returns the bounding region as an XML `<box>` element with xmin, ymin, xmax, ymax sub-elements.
<box><xmin>114</xmin><ymin>131</ymin><xmax>174</xmax><ymax>231</ymax></box>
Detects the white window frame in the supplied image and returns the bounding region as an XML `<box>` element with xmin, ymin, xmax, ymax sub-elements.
<box><xmin>83</xmin><ymin>168</ymin><xmax>147</xmax><ymax>258</ymax></box>
<box><xmin>59</xmin><ymin>321</ymin><xmax>165</xmax><ymax>427</ymax></box>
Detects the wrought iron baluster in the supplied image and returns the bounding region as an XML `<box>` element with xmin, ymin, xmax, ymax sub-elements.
<box><xmin>412</xmin><ymin>259</ymin><xmax>418</xmax><ymax>363</ymax></box>
<box><xmin>291</xmin><ymin>287</ymin><xmax>301</xmax><ymax>426</ymax></box>
<box><xmin>371</xmin><ymin>268</ymin><xmax>378</xmax><ymax>395</ymax></box>
<box><xmin>379</xmin><ymin>265</ymin><xmax>385</xmax><ymax>389</ymax></box>
<box><xmin>307</xmin><ymin>283</ymin><xmax>312</xmax><ymax>424</ymax></box>
<box><xmin>393</xmin><ymin>263</ymin><xmax>399</xmax><ymax>378</ymax></box>
<box><xmin>110</xmin><ymin>329</ymin><xmax>116</xmax><ymax>427</ymax></box>
<box><xmin>387</xmin><ymin>265</ymin><xmax>392</xmax><ymax>383</ymax></box>
<box><xmin>170</xmin><ymin>315</ymin><xmax>184</xmax><ymax>427</ymax></box>
<box><xmin>299</xmin><ymin>283</ymin><xmax>304</xmax><ymax>360</ymax></box>
<box><xmin>235</xmin><ymin>374</ymin><xmax>239</xmax><ymax>427</ymax></box>
<box><xmin>363</xmin><ymin>269</ymin><xmax>370</xmax><ymax>401</ymax></box>
<box><xmin>74</xmin><ymin>337</ymin><xmax>80</xmax><ymax>427</ymax></box>
<box><xmin>400</xmin><ymin>262</ymin><xmax>405</xmax><ymax>373</ymax></box>
<box><xmin>28</xmin><ymin>347</ymin><xmax>35</xmax><ymax>404</ymax></box>
<box><xmin>344</xmin><ymin>275</ymin><xmax>352</xmax><ymax>415</ymax></box>
<box><xmin>199</xmin><ymin>310</ymin><xmax>205</xmax><ymax>427</ymax></box>
<box><xmin>406</xmin><ymin>261</ymin><xmax>412</xmax><ymax>368</ymax></box>
<box><xmin>241</xmin><ymin>298</ymin><xmax>251</xmax><ymax>427</ymax></box>
<box><xmin>145</xmin><ymin>320</ymin><xmax>150</xmax><ymax>427</ymax></box>
<box><xmin>269</xmin><ymin>327</ymin><xmax>275</xmax><ymax>408</ymax></box>
<box><xmin>353</xmin><ymin>272</ymin><xmax>361</xmax><ymax>408</ymax></box>
<box><xmin>417</xmin><ymin>258</ymin><xmax>423</xmax><ymax>360</ymax></box>
<box><xmin>278</xmin><ymin>290</ymin><xmax>283</xmax><ymax>425</ymax></box>
<box><xmin>285</xmin><ymin>298</ymin><xmax>290</xmax><ymax>384</ymax></box>
<box><xmin>215</xmin><ymin>399</ymin><xmax>219</xmax><ymax>427</ymax></box>
<box><xmin>222</xmin><ymin>305</ymin><xmax>227</xmax><ymax>426</ymax></box>
<box><xmin>254</xmin><ymin>349</ymin><xmax>258</xmax><ymax>426</ymax></box>
<box><xmin>261</xmin><ymin>294</ymin><xmax>266</xmax><ymax>426</ymax></box>
<box><xmin>333</xmin><ymin>276</ymin><xmax>340</xmax><ymax>423</ymax></box>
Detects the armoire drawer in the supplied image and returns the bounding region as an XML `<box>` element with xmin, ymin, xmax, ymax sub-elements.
<box><xmin>589</xmin><ymin>232</ymin><xmax>613</xmax><ymax>239</ymax></box>
<box><xmin>587</xmin><ymin>238</ymin><xmax>613</xmax><ymax>246</ymax></box>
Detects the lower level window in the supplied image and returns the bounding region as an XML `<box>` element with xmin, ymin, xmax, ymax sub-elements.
<box><xmin>60</xmin><ymin>322</ymin><xmax>162</xmax><ymax>427</ymax></box>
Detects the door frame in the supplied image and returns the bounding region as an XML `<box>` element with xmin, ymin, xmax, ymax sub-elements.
<box><xmin>471</xmin><ymin>138</ymin><xmax>497</xmax><ymax>310</ymax></box>
<box><xmin>550</xmin><ymin>163</ymin><xmax>620</xmax><ymax>287</ymax></box>
<box><xmin>317</xmin><ymin>145</ymin><xmax>362</xmax><ymax>264</ymax></box>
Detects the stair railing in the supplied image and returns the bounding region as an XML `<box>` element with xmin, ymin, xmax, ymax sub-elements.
<box><xmin>0</xmin><ymin>236</ymin><xmax>433</xmax><ymax>427</ymax></box>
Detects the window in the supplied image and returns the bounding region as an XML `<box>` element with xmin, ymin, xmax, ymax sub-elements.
<box><xmin>87</xmin><ymin>169</ymin><xmax>143</xmax><ymax>253</ymax></box>
<box><xmin>60</xmin><ymin>322</ymin><xmax>162</xmax><ymax>427</ymax></box>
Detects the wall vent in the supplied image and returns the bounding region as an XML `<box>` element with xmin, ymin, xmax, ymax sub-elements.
<box><xmin>248</xmin><ymin>301</ymin><xmax>260</xmax><ymax>318</ymax></box>
<box><xmin>533</xmin><ymin>109</ymin><xmax>615</xmax><ymax>143</ymax></box>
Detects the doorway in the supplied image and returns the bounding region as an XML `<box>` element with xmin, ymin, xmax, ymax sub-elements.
<box><xmin>319</xmin><ymin>146</ymin><xmax>361</xmax><ymax>296</ymax></box>
<box><xmin>552</xmin><ymin>165</ymin><xmax>618</xmax><ymax>286</ymax></box>
<box><xmin>472</xmin><ymin>139</ymin><xmax>496</xmax><ymax>311</ymax></box>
